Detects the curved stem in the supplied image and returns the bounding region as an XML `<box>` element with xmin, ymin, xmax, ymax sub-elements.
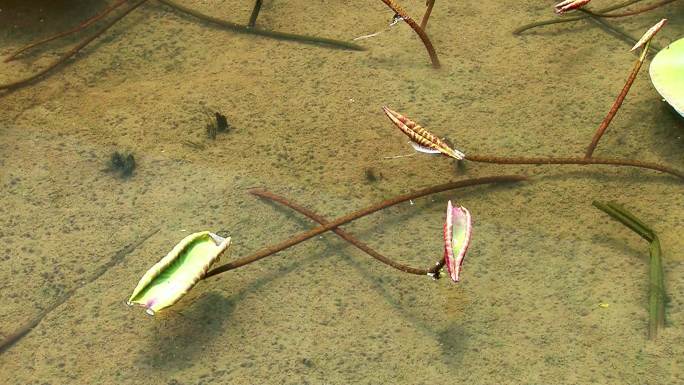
<box><xmin>252</xmin><ymin>189</ymin><xmax>443</xmax><ymax>276</ymax></box>
<box><xmin>204</xmin><ymin>175</ymin><xmax>526</xmax><ymax>279</ymax></box>
<box><xmin>379</xmin><ymin>0</ymin><xmax>440</xmax><ymax>68</ymax></box>
<box><xmin>464</xmin><ymin>154</ymin><xmax>683</xmax><ymax>180</ymax></box>
<box><xmin>420</xmin><ymin>0</ymin><xmax>435</xmax><ymax>30</ymax></box>
<box><xmin>513</xmin><ymin>0</ymin><xmax>643</xmax><ymax>35</ymax></box>
<box><xmin>592</xmin><ymin>201</ymin><xmax>665</xmax><ymax>339</ymax></box>
<box><xmin>4</xmin><ymin>0</ymin><xmax>129</xmax><ymax>63</ymax></box>
<box><xmin>0</xmin><ymin>0</ymin><xmax>149</xmax><ymax>91</ymax></box>
<box><xmin>582</xmin><ymin>0</ymin><xmax>678</xmax><ymax>17</ymax></box>
<box><xmin>579</xmin><ymin>10</ymin><xmax>661</xmax><ymax>54</ymax></box>
<box><xmin>157</xmin><ymin>0</ymin><xmax>364</xmax><ymax>51</ymax></box>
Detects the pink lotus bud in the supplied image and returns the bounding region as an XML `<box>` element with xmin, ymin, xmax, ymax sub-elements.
<box><xmin>631</xmin><ymin>19</ymin><xmax>667</xmax><ymax>52</ymax></box>
<box><xmin>554</xmin><ymin>0</ymin><xmax>591</xmax><ymax>15</ymax></box>
<box><xmin>443</xmin><ymin>201</ymin><xmax>472</xmax><ymax>282</ymax></box>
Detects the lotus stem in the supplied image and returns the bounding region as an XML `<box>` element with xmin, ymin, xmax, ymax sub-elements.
<box><xmin>0</xmin><ymin>0</ymin><xmax>149</xmax><ymax>92</ymax></box>
<box><xmin>204</xmin><ymin>175</ymin><xmax>527</xmax><ymax>278</ymax></box>
<box><xmin>420</xmin><ymin>0</ymin><xmax>435</xmax><ymax>30</ymax></box>
<box><xmin>513</xmin><ymin>0</ymin><xmax>642</xmax><ymax>35</ymax></box>
<box><xmin>582</xmin><ymin>0</ymin><xmax>678</xmax><ymax>17</ymax></box>
<box><xmin>248</xmin><ymin>0</ymin><xmax>263</xmax><ymax>28</ymax></box>
<box><xmin>592</xmin><ymin>201</ymin><xmax>665</xmax><ymax>340</ymax></box>
<box><xmin>3</xmin><ymin>0</ymin><xmax>129</xmax><ymax>63</ymax></box>
<box><xmin>378</xmin><ymin>0</ymin><xmax>440</xmax><ymax>68</ymax></box>
<box><xmin>157</xmin><ymin>0</ymin><xmax>364</xmax><ymax>51</ymax></box>
<box><xmin>584</xmin><ymin>41</ymin><xmax>650</xmax><ymax>158</ymax></box>
<box><xmin>464</xmin><ymin>154</ymin><xmax>684</xmax><ymax>180</ymax></box>
<box><xmin>648</xmin><ymin>236</ymin><xmax>666</xmax><ymax>340</ymax></box>
<box><xmin>251</xmin><ymin>189</ymin><xmax>444</xmax><ymax>276</ymax></box>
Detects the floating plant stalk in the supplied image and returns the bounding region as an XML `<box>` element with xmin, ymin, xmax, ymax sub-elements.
<box><xmin>250</xmin><ymin>189</ymin><xmax>446</xmax><ymax>276</ymax></box>
<box><xmin>204</xmin><ymin>175</ymin><xmax>526</xmax><ymax>278</ymax></box>
<box><xmin>0</xmin><ymin>0</ymin><xmax>148</xmax><ymax>91</ymax></box>
<box><xmin>514</xmin><ymin>0</ymin><xmax>642</xmax><ymax>34</ymax></box>
<box><xmin>515</xmin><ymin>0</ymin><xmax>663</xmax><ymax>54</ymax></box>
<box><xmin>0</xmin><ymin>0</ymin><xmax>363</xmax><ymax>92</ymax></box>
<box><xmin>463</xmin><ymin>154</ymin><xmax>683</xmax><ymax>180</ymax></box>
<box><xmin>420</xmin><ymin>0</ymin><xmax>436</xmax><ymax>30</ymax></box>
<box><xmin>580</xmin><ymin>0</ymin><xmax>678</xmax><ymax>17</ymax></box>
<box><xmin>378</xmin><ymin>0</ymin><xmax>440</xmax><ymax>68</ymax></box>
<box><xmin>3</xmin><ymin>0</ymin><xmax>129</xmax><ymax>63</ymax></box>
<box><xmin>592</xmin><ymin>201</ymin><xmax>666</xmax><ymax>340</ymax></box>
<box><xmin>157</xmin><ymin>0</ymin><xmax>364</xmax><ymax>51</ymax></box>
<box><xmin>585</xmin><ymin>19</ymin><xmax>666</xmax><ymax>158</ymax></box>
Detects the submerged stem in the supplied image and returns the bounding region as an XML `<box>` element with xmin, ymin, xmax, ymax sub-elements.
<box><xmin>378</xmin><ymin>0</ymin><xmax>440</xmax><ymax>68</ymax></box>
<box><xmin>582</xmin><ymin>0</ymin><xmax>678</xmax><ymax>17</ymax></box>
<box><xmin>464</xmin><ymin>154</ymin><xmax>683</xmax><ymax>180</ymax></box>
<box><xmin>0</xmin><ymin>0</ymin><xmax>149</xmax><ymax>91</ymax></box>
<box><xmin>204</xmin><ymin>175</ymin><xmax>526</xmax><ymax>278</ymax></box>
<box><xmin>252</xmin><ymin>189</ymin><xmax>444</xmax><ymax>276</ymax></box>
<box><xmin>592</xmin><ymin>201</ymin><xmax>666</xmax><ymax>340</ymax></box>
<box><xmin>585</xmin><ymin>41</ymin><xmax>650</xmax><ymax>158</ymax></box>
<box><xmin>420</xmin><ymin>0</ymin><xmax>436</xmax><ymax>30</ymax></box>
<box><xmin>513</xmin><ymin>0</ymin><xmax>643</xmax><ymax>35</ymax></box>
<box><xmin>157</xmin><ymin>0</ymin><xmax>364</xmax><ymax>51</ymax></box>
<box><xmin>3</xmin><ymin>0</ymin><xmax>129</xmax><ymax>63</ymax></box>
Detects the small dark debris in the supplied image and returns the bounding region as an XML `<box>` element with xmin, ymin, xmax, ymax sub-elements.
<box><xmin>206</xmin><ymin>111</ymin><xmax>231</xmax><ymax>140</ymax></box>
<box><xmin>364</xmin><ymin>167</ymin><xmax>382</xmax><ymax>183</ymax></box>
<box><xmin>106</xmin><ymin>151</ymin><xmax>136</xmax><ymax>178</ymax></box>
<box><xmin>302</xmin><ymin>358</ymin><xmax>314</xmax><ymax>367</ymax></box>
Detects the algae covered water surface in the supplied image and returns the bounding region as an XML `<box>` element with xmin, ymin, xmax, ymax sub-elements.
<box><xmin>1</xmin><ymin>1</ymin><xmax>683</xmax><ymax>384</ymax></box>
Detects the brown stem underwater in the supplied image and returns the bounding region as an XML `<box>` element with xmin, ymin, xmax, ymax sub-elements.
<box><xmin>465</xmin><ymin>154</ymin><xmax>683</xmax><ymax>180</ymax></box>
<box><xmin>420</xmin><ymin>0</ymin><xmax>436</xmax><ymax>30</ymax></box>
<box><xmin>253</xmin><ymin>189</ymin><xmax>444</xmax><ymax>276</ymax></box>
<box><xmin>583</xmin><ymin>0</ymin><xmax>678</xmax><ymax>18</ymax></box>
<box><xmin>3</xmin><ymin>0</ymin><xmax>129</xmax><ymax>63</ymax></box>
<box><xmin>157</xmin><ymin>0</ymin><xmax>364</xmax><ymax>51</ymax></box>
<box><xmin>379</xmin><ymin>0</ymin><xmax>440</xmax><ymax>68</ymax></box>
<box><xmin>204</xmin><ymin>175</ymin><xmax>526</xmax><ymax>278</ymax></box>
<box><xmin>585</xmin><ymin>50</ymin><xmax>646</xmax><ymax>158</ymax></box>
<box><xmin>513</xmin><ymin>0</ymin><xmax>642</xmax><ymax>35</ymax></box>
<box><xmin>0</xmin><ymin>0</ymin><xmax>148</xmax><ymax>91</ymax></box>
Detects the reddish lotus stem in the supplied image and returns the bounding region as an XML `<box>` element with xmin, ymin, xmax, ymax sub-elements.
<box><xmin>0</xmin><ymin>0</ymin><xmax>149</xmax><ymax>91</ymax></box>
<box><xmin>585</xmin><ymin>0</ymin><xmax>677</xmax><ymax>17</ymax></box>
<box><xmin>379</xmin><ymin>0</ymin><xmax>440</xmax><ymax>68</ymax></box>
<box><xmin>204</xmin><ymin>176</ymin><xmax>526</xmax><ymax>278</ymax></box>
<box><xmin>4</xmin><ymin>0</ymin><xmax>129</xmax><ymax>63</ymax></box>
<box><xmin>252</xmin><ymin>189</ymin><xmax>444</xmax><ymax>276</ymax></box>
<box><xmin>584</xmin><ymin>47</ymin><xmax>646</xmax><ymax>158</ymax></box>
<box><xmin>464</xmin><ymin>154</ymin><xmax>683</xmax><ymax>180</ymax></box>
<box><xmin>420</xmin><ymin>0</ymin><xmax>435</xmax><ymax>30</ymax></box>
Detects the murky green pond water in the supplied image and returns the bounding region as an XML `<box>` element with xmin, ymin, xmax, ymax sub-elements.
<box><xmin>1</xmin><ymin>1</ymin><xmax>683</xmax><ymax>384</ymax></box>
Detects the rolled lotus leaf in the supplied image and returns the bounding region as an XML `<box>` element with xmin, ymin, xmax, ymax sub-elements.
<box><xmin>443</xmin><ymin>200</ymin><xmax>472</xmax><ymax>282</ymax></box>
<box><xmin>127</xmin><ymin>231</ymin><xmax>230</xmax><ymax>315</ymax></box>
<box><xmin>649</xmin><ymin>36</ymin><xmax>684</xmax><ymax>117</ymax></box>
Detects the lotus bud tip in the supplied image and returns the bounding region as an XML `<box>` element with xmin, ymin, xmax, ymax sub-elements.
<box><xmin>630</xmin><ymin>18</ymin><xmax>667</xmax><ymax>52</ymax></box>
<box><xmin>554</xmin><ymin>0</ymin><xmax>591</xmax><ymax>15</ymax></box>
